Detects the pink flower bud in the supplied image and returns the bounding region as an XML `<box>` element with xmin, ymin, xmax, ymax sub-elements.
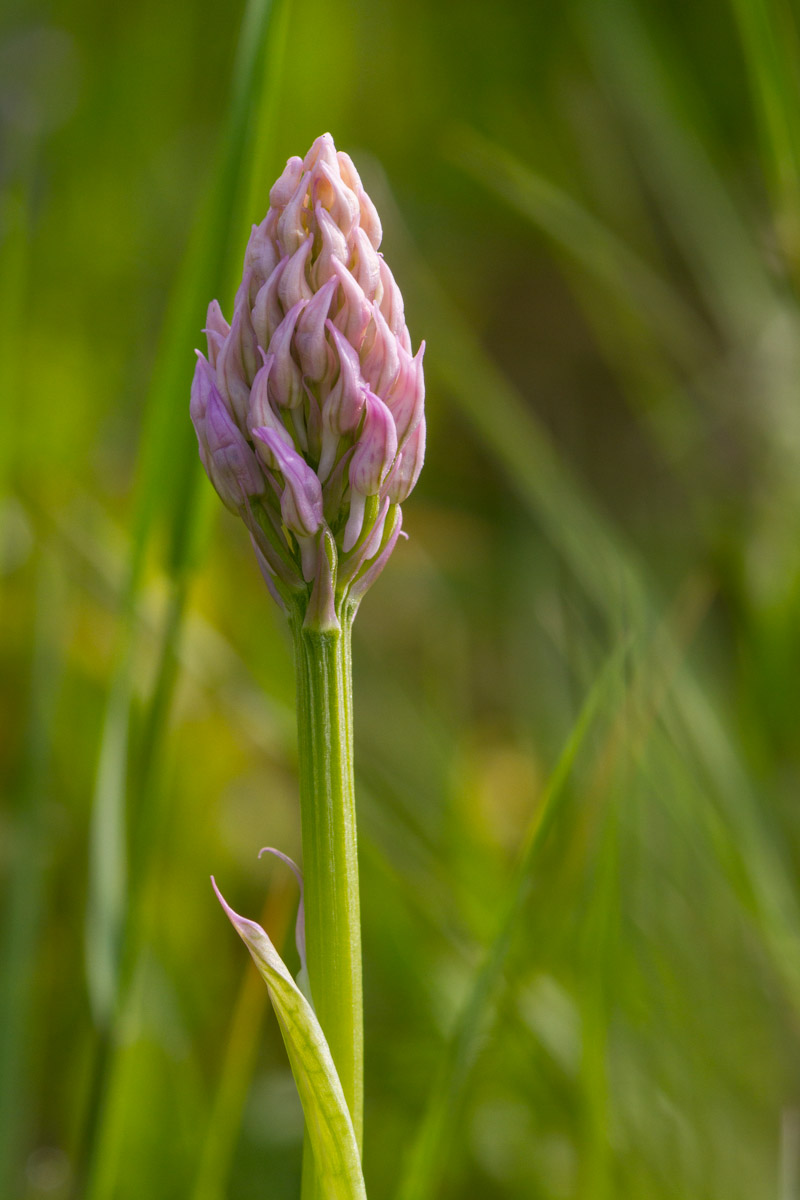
<box><xmin>243</xmin><ymin>219</ymin><xmax>280</xmax><ymax>290</ymax></box>
<box><xmin>190</xmin><ymin>354</ymin><xmax>214</xmax><ymax>469</ymax></box>
<box><xmin>204</xmin><ymin>300</ymin><xmax>230</xmax><ymax>368</ymax></box>
<box><xmin>312</xmin><ymin>204</ymin><xmax>349</xmax><ymax>290</ymax></box>
<box><xmin>361</xmin><ymin>305</ymin><xmax>401</xmax><ymax>397</ymax></box>
<box><xmin>252</xmin><ymin>427</ymin><xmax>324</xmax><ymax>553</ymax></box>
<box><xmin>314</xmin><ymin>160</ymin><xmax>359</xmax><ymax>239</ymax></box>
<box><xmin>344</xmin><ymin>391</ymin><xmax>398</xmax><ymax>551</ymax></box>
<box><xmin>201</xmin><ymin>385</ymin><xmax>266</xmax><ymax>512</ymax></box>
<box><xmin>330</xmin><ymin>259</ymin><xmax>371</xmax><ymax>348</ymax></box>
<box><xmin>252</xmin><ymin>256</ymin><xmax>289</xmax><ymax>349</ymax></box>
<box><xmin>248</xmin><ymin>355</ymin><xmax>294</xmax><ymax>448</ymax></box>
<box><xmin>304</xmin><ymin>132</ymin><xmax>338</xmax><ymax>175</ymax></box>
<box><xmin>294</xmin><ymin>276</ymin><xmax>337</xmax><ymax>383</ymax></box>
<box><xmin>216</xmin><ymin>294</ymin><xmax>259</xmax><ymax>428</ymax></box>
<box><xmin>278</xmin><ymin>235</ymin><xmax>313</xmax><ymax>310</ymax></box>
<box><xmin>191</xmin><ymin>133</ymin><xmax>425</xmax><ymax>619</ymax></box>
<box><xmin>350</xmin><ymin>226</ymin><xmax>382</xmax><ymax>301</ymax></box>
<box><xmin>378</xmin><ymin>259</ymin><xmax>409</xmax><ymax>345</ymax></box>
<box><xmin>385</xmin><ymin>341</ymin><xmax>425</xmax><ymax>446</ymax></box>
<box><xmin>383</xmin><ymin>416</ymin><xmax>425</xmax><ymax>504</ymax></box>
<box><xmin>266</xmin><ymin>300</ymin><xmax>306</xmax><ymax>410</ymax></box>
<box><xmin>317</xmin><ymin>321</ymin><xmax>366</xmax><ymax>481</ymax></box>
<box><xmin>337</xmin><ymin>151</ymin><xmax>382</xmax><ymax>249</ymax></box>
<box><xmin>269</xmin><ymin>156</ymin><xmax>304</xmax><ymax>208</ymax></box>
<box><xmin>277</xmin><ymin>177</ymin><xmax>310</xmax><ymax>254</ymax></box>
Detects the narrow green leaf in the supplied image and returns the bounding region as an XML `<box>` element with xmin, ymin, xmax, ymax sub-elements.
<box><xmin>583</xmin><ymin>0</ymin><xmax>777</xmax><ymax>338</ymax></box>
<box><xmin>728</xmin><ymin>0</ymin><xmax>800</xmax><ymax>268</ymax></box>
<box><xmin>212</xmin><ymin>880</ymin><xmax>366</xmax><ymax>1200</ymax></box>
<box><xmin>397</xmin><ymin>640</ymin><xmax>628</xmax><ymax>1200</ymax></box>
<box><xmin>376</xmin><ymin>172</ymin><xmax>800</xmax><ymax>1031</ymax></box>
<box><xmin>80</xmin><ymin>0</ymin><xmax>293</xmax><ymax>1192</ymax></box>
<box><xmin>447</xmin><ymin>125</ymin><xmax>703</xmax><ymax>368</ymax></box>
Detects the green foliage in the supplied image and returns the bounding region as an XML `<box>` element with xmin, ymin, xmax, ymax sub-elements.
<box><xmin>213</xmin><ymin>880</ymin><xmax>365</xmax><ymax>1200</ymax></box>
<box><xmin>1</xmin><ymin>0</ymin><xmax>800</xmax><ymax>1196</ymax></box>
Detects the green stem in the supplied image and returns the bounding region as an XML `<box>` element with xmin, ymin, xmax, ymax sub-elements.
<box><xmin>291</xmin><ymin>600</ymin><xmax>363</xmax><ymax>1190</ymax></box>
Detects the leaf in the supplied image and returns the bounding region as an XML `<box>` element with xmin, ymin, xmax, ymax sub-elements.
<box><xmin>212</xmin><ymin>879</ymin><xmax>366</xmax><ymax>1200</ymax></box>
<box><xmin>396</xmin><ymin>638</ymin><xmax>629</xmax><ymax>1200</ymax></box>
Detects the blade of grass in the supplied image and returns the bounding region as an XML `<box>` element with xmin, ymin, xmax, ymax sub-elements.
<box><xmin>373</xmin><ymin>161</ymin><xmax>800</xmax><ymax>1029</ymax></box>
<box><xmin>447</xmin><ymin>125</ymin><xmax>704</xmax><ymax>370</ymax></box>
<box><xmin>727</xmin><ymin>0</ymin><xmax>800</xmax><ymax>275</ymax></box>
<box><xmin>582</xmin><ymin>0</ymin><xmax>778</xmax><ymax>340</ymax></box>
<box><xmin>0</xmin><ymin>550</ymin><xmax>65</xmax><ymax>1194</ymax></box>
<box><xmin>80</xmin><ymin>0</ymin><xmax>293</xmax><ymax>1194</ymax></box>
<box><xmin>397</xmin><ymin>639</ymin><xmax>629</xmax><ymax>1200</ymax></box>
<box><xmin>369</xmin><ymin>160</ymin><xmax>649</xmax><ymax>628</ymax></box>
<box><xmin>397</xmin><ymin>572</ymin><xmax>711</xmax><ymax>1200</ymax></box>
<box><xmin>446</xmin><ymin>126</ymin><xmax>710</xmax><ymax>464</ymax></box>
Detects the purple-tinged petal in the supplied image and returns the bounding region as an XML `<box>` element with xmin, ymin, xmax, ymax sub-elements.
<box><xmin>267</xmin><ymin>299</ymin><xmax>307</xmax><ymax>410</ymax></box>
<box><xmin>350</xmin><ymin>391</ymin><xmax>398</xmax><ymax>495</ymax></box>
<box><xmin>330</xmin><ymin>259</ymin><xmax>372</xmax><ymax>349</ymax></box>
<box><xmin>204</xmin><ymin>300</ymin><xmax>230</xmax><ymax>368</ymax></box>
<box><xmin>252</xmin><ymin>256</ymin><xmax>289</xmax><ymax>349</ymax></box>
<box><xmin>277</xmin><ymin>176</ymin><xmax>310</xmax><ymax>255</ymax></box>
<box><xmin>216</xmin><ymin>296</ymin><xmax>259</xmax><ymax>428</ymax></box>
<box><xmin>278</xmin><ymin>235</ymin><xmax>313</xmax><ymax>310</ymax></box>
<box><xmin>204</xmin><ymin>389</ymin><xmax>266</xmax><ymax>511</ymax></box>
<box><xmin>336</xmin><ymin>151</ymin><xmax>382</xmax><ymax>249</ymax></box>
<box><xmin>304</xmin><ymin>132</ymin><xmax>338</xmax><ymax>175</ymax></box>
<box><xmin>312</xmin><ymin>204</ymin><xmax>349</xmax><ymax>291</ymax></box>
<box><xmin>336</xmin><ymin>150</ymin><xmax>362</xmax><ymax>192</ymax></box>
<box><xmin>252</xmin><ymin>427</ymin><xmax>324</xmax><ymax>541</ymax></box>
<box><xmin>190</xmin><ymin>353</ymin><xmax>215</xmax><ymax>471</ymax></box>
<box><xmin>249</xmin><ymin>355</ymin><xmax>294</xmax><ymax>447</ymax></box>
<box><xmin>269</xmin><ymin>155</ymin><xmax>304</xmax><ymax>209</ymax></box>
<box><xmin>243</xmin><ymin>220</ymin><xmax>280</xmax><ymax>290</ymax></box>
<box><xmin>385</xmin><ymin>340</ymin><xmax>425</xmax><ymax>446</ymax></box>
<box><xmin>356</xmin><ymin>188</ymin><xmax>383</xmax><ymax>251</ymax></box>
<box><xmin>313</xmin><ymin>160</ymin><xmax>359</xmax><ymax>238</ymax></box>
<box><xmin>343</xmin><ymin>392</ymin><xmax>398</xmax><ymax>550</ymax></box>
<box><xmin>294</xmin><ymin>277</ymin><xmax>337</xmax><ymax>383</ymax></box>
<box><xmin>350</xmin><ymin>226</ymin><xmax>382</xmax><ymax>301</ymax></box>
<box><xmin>318</xmin><ymin>320</ymin><xmax>366</xmax><ymax>480</ymax></box>
<box><xmin>377</xmin><ymin>259</ymin><xmax>407</xmax><ymax>339</ymax></box>
<box><xmin>383</xmin><ymin>415</ymin><xmax>425</xmax><ymax>504</ymax></box>
<box><xmin>190</xmin><ymin>351</ymin><xmax>213</xmax><ymax>428</ymax></box>
<box><xmin>361</xmin><ymin>304</ymin><xmax>401</xmax><ymax>397</ymax></box>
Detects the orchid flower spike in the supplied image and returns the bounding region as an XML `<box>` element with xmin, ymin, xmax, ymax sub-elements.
<box><xmin>190</xmin><ymin>133</ymin><xmax>425</xmax><ymax>631</ymax></box>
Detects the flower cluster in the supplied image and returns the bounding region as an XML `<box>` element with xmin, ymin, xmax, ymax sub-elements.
<box><xmin>190</xmin><ymin>133</ymin><xmax>425</xmax><ymax>630</ymax></box>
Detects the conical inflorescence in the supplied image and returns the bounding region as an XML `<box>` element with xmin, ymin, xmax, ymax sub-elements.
<box><xmin>191</xmin><ymin>133</ymin><xmax>425</xmax><ymax>630</ymax></box>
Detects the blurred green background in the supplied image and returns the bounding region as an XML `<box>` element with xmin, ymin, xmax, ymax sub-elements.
<box><xmin>2</xmin><ymin>0</ymin><xmax>800</xmax><ymax>1196</ymax></box>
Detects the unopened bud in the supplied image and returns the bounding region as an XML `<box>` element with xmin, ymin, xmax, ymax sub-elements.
<box><xmin>192</xmin><ymin>358</ymin><xmax>265</xmax><ymax>512</ymax></box>
<box><xmin>191</xmin><ymin>133</ymin><xmax>426</xmax><ymax>626</ymax></box>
